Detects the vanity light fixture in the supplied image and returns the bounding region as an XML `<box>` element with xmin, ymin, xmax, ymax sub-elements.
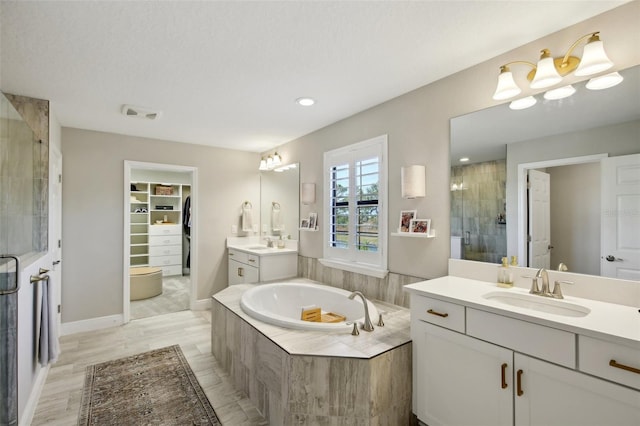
<box><xmin>509</xmin><ymin>96</ymin><xmax>537</xmax><ymax>110</ymax></box>
<box><xmin>258</xmin><ymin>157</ymin><xmax>268</xmax><ymax>171</ymax></box>
<box><xmin>585</xmin><ymin>71</ymin><xmax>624</xmax><ymax>90</ymax></box>
<box><xmin>401</xmin><ymin>165</ymin><xmax>426</xmax><ymax>199</ymax></box>
<box><xmin>258</xmin><ymin>151</ymin><xmax>286</xmax><ymax>171</ymax></box>
<box><xmin>543</xmin><ymin>85</ymin><xmax>576</xmax><ymax>100</ymax></box>
<box><xmin>493</xmin><ymin>31</ymin><xmax>614</xmax><ymax>101</ymax></box>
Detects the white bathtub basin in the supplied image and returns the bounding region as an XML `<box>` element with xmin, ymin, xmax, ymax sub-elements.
<box><xmin>240</xmin><ymin>282</ymin><xmax>378</xmax><ymax>331</ymax></box>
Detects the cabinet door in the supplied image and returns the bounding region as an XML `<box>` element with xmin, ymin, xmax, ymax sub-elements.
<box><xmin>514</xmin><ymin>353</ymin><xmax>640</xmax><ymax>426</ymax></box>
<box><xmin>414</xmin><ymin>321</ymin><xmax>512</xmax><ymax>426</ymax></box>
<box><xmin>228</xmin><ymin>259</ymin><xmax>258</xmax><ymax>285</ymax></box>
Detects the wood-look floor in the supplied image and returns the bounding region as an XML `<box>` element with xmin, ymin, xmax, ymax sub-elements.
<box><xmin>31</xmin><ymin>309</ymin><xmax>267</xmax><ymax>425</ymax></box>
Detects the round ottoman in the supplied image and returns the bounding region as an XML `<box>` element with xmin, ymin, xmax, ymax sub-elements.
<box><xmin>130</xmin><ymin>267</ymin><xmax>163</xmax><ymax>300</ymax></box>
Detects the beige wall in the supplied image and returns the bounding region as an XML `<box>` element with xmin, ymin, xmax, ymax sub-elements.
<box><xmin>272</xmin><ymin>1</ymin><xmax>640</xmax><ymax>279</ymax></box>
<box><xmin>60</xmin><ymin>2</ymin><xmax>640</xmax><ymax>322</ymax></box>
<box><xmin>61</xmin><ymin>128</ymin><xmax>259</xmax><ymax>322</ymax></box>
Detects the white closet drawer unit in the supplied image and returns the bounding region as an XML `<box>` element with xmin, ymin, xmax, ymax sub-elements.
<box><xmin>411</xmin><ymin>294</ymin><xmax>465</xmax><ymax>333</ymax></box>
<box><xmin>158</xmin><ymin>265</ymin><xmax>182</xmax><ymax>277</ymax></box>
<box><xmin>150</xmin><ymin>255</ymin><xmax>182</xmax><ymax>267</ymax></box>
<box><xmin>150</xmin><ymin>245</ymin><xmax>182</xmax><ymax>256</ymax></box>
<box><xmin>149</xmin><ymin>235</ymin><xmax>182</xmax><ymax>246</ymax></box>
<box><xmin>579</xmin><ymin>335</ymin><xmax>640</xmax><ymax>390</ymax></box>
<box><xmin>149</xmin><ymin>224</ymin><xmax>182</xmax><ymax>235</ymax></box>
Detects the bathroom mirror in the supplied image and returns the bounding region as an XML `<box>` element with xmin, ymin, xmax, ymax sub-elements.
<box><xmin>450</xmin><ymin>65</ymin><xmax>640</xmax><ymax>277</ymax></box>
<box><xmin>260</xmin><ymin>163</ymin><xmax>300</xmax><ymax>241</ymax></box>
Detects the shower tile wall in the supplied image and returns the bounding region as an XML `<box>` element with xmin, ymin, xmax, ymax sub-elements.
<box><xmin>1</xmin><ymin>93</ymin><xmax>49</xmax><ymax>255</ymax></box>
<box><xmin>451</xmin><ymin>160</ymin><xmax>506</xmax><ymax>264</ymax></box>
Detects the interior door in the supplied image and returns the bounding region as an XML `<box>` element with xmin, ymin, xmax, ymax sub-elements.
<box><xmin>601</xmin><ymin>154</ymin><xmax>640</xmax><ymax>280</ymax></box>
<box><xmin>528</xmin><ymin>169</ymin><xmax>551</xmax><ymax>269</ymax></box>
<box><xmin>50</xmin><ymin>146</ymin><xmax>63</xmax><ymax>334</ymax></box>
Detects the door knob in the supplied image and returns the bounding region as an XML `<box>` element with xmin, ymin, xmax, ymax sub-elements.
<box><xmin>605</xmin><ymin>255</ymin><xmax>623</xmax><ymax>262</ymax></box>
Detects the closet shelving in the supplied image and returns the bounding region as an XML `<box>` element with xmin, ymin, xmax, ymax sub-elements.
<box><xmin>130</xmin><ymin>182</ymin><xmax>150</xmax><ymax>267</ymax></box>
<box><xmin>129</xmin><ymin>182</ymin><xmax>188</xmax><ymax>276</ymax></box>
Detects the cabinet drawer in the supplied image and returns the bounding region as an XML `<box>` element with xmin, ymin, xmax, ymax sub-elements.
<box><xmin>150</xmin><ymin>255</ymin><xmax>182</xmax><ymax>267</ymax></box>
<box><xmin>228</xmin><ymin>249</ymin><xmax>259</xmax><ymax>267</ymax></box>
<box><xmin>149</xmin><ymin>245</ymin><xmax>182</xmax><ymax>256</ymax></box>
<box><xmin>411</xmin><ymin>295</ymin><xmax>465</xmax><ymax>333</ymax></box>
<box><xmin>150</xmin><ymin>235</ymin><xmax>182</xmax><ymax>246</ymax></box>
<box><xmin>149</xmin><ymin>224</ymin><xmax>182</xmax><ymax>235</ymax></box>
<box><xmin>159</xmin><ymin>265</ymin><xmax>182</xmax><ymax>277</ymax></box>
<box><xmin>467</xmin><ymin>308</ymin><xmax>575</xmax><ymax>368</ymax></box>
<box><xmin>579</xmin><ymin>335</ymin><xmax>640</xmax><ymax>390</ymax></box>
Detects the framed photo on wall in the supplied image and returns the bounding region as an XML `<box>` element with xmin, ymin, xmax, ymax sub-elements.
<box><xmin>409</xmin><ymin>218</ymin><xmax>431</xmax><ymax>234</ymax></box>
<box><xmin>300</xmin><ymin>219</ymin><xmax>309</xmax><ymax>229</ymax></box>
<box><xmin>399</xmin><ymin>210</ymin><xmax>417</xmax><ymax>232</ymax></box>
<box><xmin>308</xmin><ymin>212</ymin><xmax>317</xmax><ymax>230</ymax></box>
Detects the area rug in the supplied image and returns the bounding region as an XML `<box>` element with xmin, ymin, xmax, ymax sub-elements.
<box><xmin>78</xmin><ymin>344</ymin><xmax>220</xmax><ymax>425</ymax></box>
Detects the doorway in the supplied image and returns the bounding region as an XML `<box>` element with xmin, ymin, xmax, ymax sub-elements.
<box><xmin>123</xmin><ymin>161</ymin><xmax>197</xmax><ymax>323</ymax></box>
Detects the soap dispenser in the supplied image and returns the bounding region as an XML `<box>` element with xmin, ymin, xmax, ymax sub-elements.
<box><xmin>497</xmin><ymin>257</ymin><xmax>514</xmax><ymax>288</ymax></box>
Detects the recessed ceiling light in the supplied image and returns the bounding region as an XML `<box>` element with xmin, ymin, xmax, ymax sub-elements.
<box><xmin>459</xmin><ymin>157</ymin><xmax>470</xmax><ymax>163</ymax></box>
<box><xmin>295</xmin><ymin>97</ymin><xmax>315</xmax><ymax>106</ymax></box>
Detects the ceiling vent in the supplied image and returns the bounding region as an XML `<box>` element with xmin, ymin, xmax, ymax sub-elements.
<box><xmin>121</xmin><ymin>104</ymin><xmax>162</xmax><ymax>120</ymax></box>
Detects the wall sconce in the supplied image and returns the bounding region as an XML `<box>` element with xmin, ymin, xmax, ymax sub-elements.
<box><xmin>301</xmin><ymin>183</ymin><xmax>316</xmax><ymax>204</ymax></box>
<box><xmin>401</xmin><ymin>165</ymin><xmax>426</xmax><ymax>199</ymax></box>
<box><xmin>493</xmin><ymin>32</ymin><xmax>619</xmax><ymax>105</ymax></box>
<box><xmin>258</xmin><ymin>151</ymin><xmax>283</xmax><ymax>171</ymax></box>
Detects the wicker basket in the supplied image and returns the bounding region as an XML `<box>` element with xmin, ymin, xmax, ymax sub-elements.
<box><xmin>155</xmin><ymin>185</ymin><xmax>173</xmax><ymax>195</ymax></box>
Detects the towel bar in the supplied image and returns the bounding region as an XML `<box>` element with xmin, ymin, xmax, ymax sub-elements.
<box><xmin>0</xmin><ymin>254</ymin><xmax>20</xmax><ymax>295</ymax></box>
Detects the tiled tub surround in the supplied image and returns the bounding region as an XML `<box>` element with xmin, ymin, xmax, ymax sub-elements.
<box><xmin>298</xmin><ymin>255</ymin><xmax>425</xmax><ymax>308</ymax></box>
<box><xmin>211</xmin><ymin>282</ymin><xmax>412</xmax><ymax>425</ymax></box>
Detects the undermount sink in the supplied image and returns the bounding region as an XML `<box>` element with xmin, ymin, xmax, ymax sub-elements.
<box><xmin>482</xmin><ymin>291</ymin><xmax>591</xmax><ymax>317</ymax></box>
<box><xmin>245</xmin><ymin>245</ymin><xmax>270</xmax><ymax>250</ymax></box>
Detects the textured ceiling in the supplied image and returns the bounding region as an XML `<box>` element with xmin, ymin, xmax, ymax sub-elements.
<box><xmin>0</xmin><ymin>1</ymin><xmax>628</xmax><ymax>152</ymax></box>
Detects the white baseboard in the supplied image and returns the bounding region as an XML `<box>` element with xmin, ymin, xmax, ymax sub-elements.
<box><xmin>19</xmin><ymin>364</ymin><xmax>49</xmax><ymax>426</ymax></box>
<box><xmin>60</xmin><ymin>314</ymin><xmax>123</xmax><ymax>336</ymax></box>
<box><xmin>191</xmin><ymin>298</ymin><xmax>211</xmax><ymax>311</ymax></box>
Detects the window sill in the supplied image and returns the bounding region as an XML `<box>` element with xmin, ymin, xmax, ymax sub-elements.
<box><xmin>318</xmin><ymin>258</ymin><xmax>388</xmax><ymax>279</ymax></box>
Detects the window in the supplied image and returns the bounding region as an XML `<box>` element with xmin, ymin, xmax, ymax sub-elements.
<box><xmin>321</xmin><ymin>135</ymin><xmax>388</xmax><ymax>277</ymax></box>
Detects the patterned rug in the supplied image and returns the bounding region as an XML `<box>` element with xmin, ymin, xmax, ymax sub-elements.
<box><xmin>78</xmin><ymin>345</ymin><xmax>220</xmax><ymax>425</ymax></box>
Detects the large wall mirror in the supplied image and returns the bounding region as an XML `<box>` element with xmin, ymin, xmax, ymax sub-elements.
<box><xmin>260</xmin><ymin>163</ymin><xmax>299</xmax><ymax>241</ymax></box>
<box><xmin>450</xmin><ymin>65</ymin><xmax>640</xmax><ymax>279</ymax></box>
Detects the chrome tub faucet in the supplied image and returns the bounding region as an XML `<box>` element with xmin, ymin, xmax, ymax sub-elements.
<box><xmin>348</xmin><ymin>291</ymin><xmax>374</xmax><ymax>332</ymax></box>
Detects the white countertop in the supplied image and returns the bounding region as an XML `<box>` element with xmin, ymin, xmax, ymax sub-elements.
<box><xmin>227</xmin><ymin>243</ymin><xmax>297</xmax><ymax>256</ymax></box>
<box><xmin>405</xmin><ymin>276</ymin><xmax>640</xmax><ymax>348</ymax></box>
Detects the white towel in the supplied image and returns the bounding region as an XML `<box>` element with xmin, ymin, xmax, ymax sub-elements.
<box><xmin>241</xmin><ymin>202</ymin><xmax>253</xmax><ymax>232</ymax></box>
<box><xmin>271</xmin><ymin>202</ymin><xmax>283</xmax><ymax>231</ymax></box>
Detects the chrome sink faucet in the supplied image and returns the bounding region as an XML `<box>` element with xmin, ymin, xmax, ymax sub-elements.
<box><xmin>264</xmin><ymin>237</ymin><xmax>274</xmax><ymax>248</ymax></box>
<box><xmin>348</xmin><ymin>291</ymin><xmax>374</xmax><ymax>332</ymax></box>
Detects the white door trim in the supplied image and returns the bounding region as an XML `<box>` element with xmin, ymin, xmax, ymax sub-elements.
<box><xmin>123</xmin><ymin>161</ymin><xmax>198</xmax><ymax>323</ymax></box>
<box><xmin>517</xmin><ymin>153</ymin><xmax>607</xmax><ymax>267</ymax></box>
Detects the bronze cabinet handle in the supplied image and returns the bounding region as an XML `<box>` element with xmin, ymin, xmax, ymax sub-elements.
<box><xmin>427</xmin><ymin>309</ymin><xmax>449</xmax><ymax>318</ymax></box>
<box><xmin>501</xmin><ymin>363</ymin><xmax>508</xmax><ymax>389</ymax></box>
<box><xmin>238</xmin><ymin>267</ymin><xmax>244</xmax><ymax>277</ymax></box>
<box><xmin>516</xmin><ymin>369</ymin><xmax>524</xmax><ymax>396</ymax></box>
<box><xmin>609</xmin><ymin>359</ymin><xmax>640</xmax><ymax>375</ymax></box>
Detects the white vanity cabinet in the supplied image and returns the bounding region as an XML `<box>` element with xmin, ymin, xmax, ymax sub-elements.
<box><xmin>227</xmin><ymin>245</ymin><xmax>297</xmax><ymax>285</ymax></box>
<box><xmin>228</xmin><ymin>249</ymin><xmax>259</xmax><ymax>285</ymax></box>
<box><xmin>410</xmin><ymin>292</ymin><xmax>640</xmax><ymax>426</ymax></box>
